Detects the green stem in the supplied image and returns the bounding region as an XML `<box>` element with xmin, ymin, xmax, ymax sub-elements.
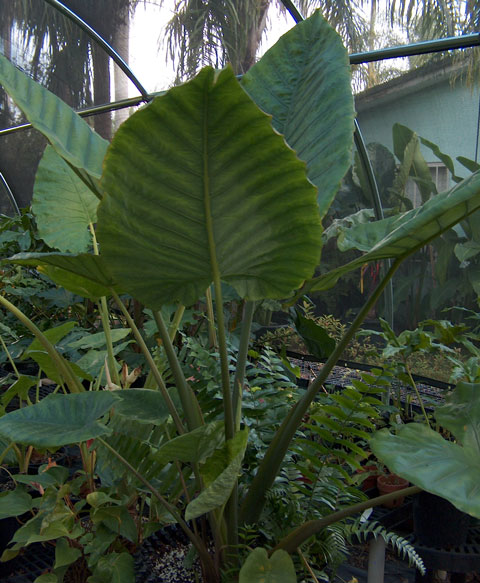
<box><xmin>232</xmin><ymin>301</ymin><xmax>255</xmax><ymax>431</ymax></box>
<box><xmin>0</xmin><ymin>295</ymin><xmax>84</xmax><ymax>393</ymax></box>
<box><xmin>111</xmin><ymin>291</ymin><xmax>185</xmax><ymax>435</ymax></box>
<box><xmin>405</xmin><ymin>361</ymin><xmax>431</xmax><ymax>428</ymax></box>
<box><xmin>97</xmin><ymin>437</ymin><xmax>218</xmax><ymax>581</ymax></box>
<box><xmin>154</xmin><ymin>310</ymin><xmax>203</xmax><ymax>431</ymax></box>
<box><xmin>89</xmin><ymin>223</ymin><xmax>119</xmax><ymax>386</ymax></box>
<box><xmin>274</xmin><ymin>486</ymin><xmax>421</xmax><ymax>554</ymax></box>
<box><xmin>239</xmin><ymin>259</ymin><xmax>402</xmax><ymax>525</ymax></box>
<box><xmin>169</xmin><ymin>305</ymin><xmax>185</xmax><ymax>342</ymax></box>
<box><xmin>214</xmin><ymin>277</ymin><xmax>234</xmax><ymax>442</ymax></box>
<box><xmin>0</xmin><ymin>333</ymin><xmax>20</xmax><ymax>377</ymax></box>
<box><xmin>205</xmin><ymin>286</ymin><xmax>217</xmax><ymax>349</ymax></box>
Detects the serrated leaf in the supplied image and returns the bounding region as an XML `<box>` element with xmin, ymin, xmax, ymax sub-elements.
<box><xmin>97</xmin><ymin>66</ymin><xmax>322</xmax><ymax>309</ymax></box>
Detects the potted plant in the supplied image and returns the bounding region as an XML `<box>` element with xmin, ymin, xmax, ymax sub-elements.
<box><xmin>2</xmin><ymin>10</ymin><xmax>480</xmax><ymax>581</ymax></box>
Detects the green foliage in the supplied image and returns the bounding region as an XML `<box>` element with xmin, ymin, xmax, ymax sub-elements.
<box><xmin>371</xmin><ymin>381</ymin><xmax>480</xmax><ymax>518</ymax></box>
<box><xmin>32</xmin><ymin>147</ymin><xmax>98</xmax><ymax>253</ymax></box>
<box><xmin>239</xmin><ymin>548</ymin><xmax>296</xmax><ymax>583</ymax></box>
<box><xmin>97</xmin><ymin>66</ymin><xmax>322</xmax><ymax>308</ymax></box>
<box><xmin>347</xmin><ymin>520</ymin><xmax>425</xmax><ymax>574</ymax></box>
<box><xmin>2</xmin><ymin>9</ymin><xmax>480</xmax><ymax>583</ymax></box>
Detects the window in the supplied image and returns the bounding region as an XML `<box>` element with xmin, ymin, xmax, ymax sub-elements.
<box><xmin>405</xmin><ymin>163</ymin><xmax>449</xmax><ymax>208</ymax></box>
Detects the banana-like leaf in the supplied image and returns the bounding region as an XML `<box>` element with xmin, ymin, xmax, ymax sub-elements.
<box><xmin>4</xmin><ymin>252</ymin><xmax>115</xmax><ymax>299</ymax></box>
<box><xmin>371</xmin><ymin>382</ymin><xmax>480</xmax><ymax>518</ymax></box>
<box><xmin>185</xmin><ymin>429</ymin><xmax>248</xmax><ymax>521</ymax></box>
<box><xmin>239</xmin><ymin>548</ymin><xmax>297</xmax><ymax>583</ymax></box>
<box><xmin>97</xmin><ymin>66</ymin><xmax>322</xmax><ymax>309</ymax></box>
<box><xmin>32</xmin><ymin>147</ymin><xmax>99</xmax><ymax>253</ymax></box>
<box><xmin>0</xmin><ymin>53</ymin><xmax>108</xmax><ymax>178</ymax></box>
<box><xmin>298</xmin><ymin>169</ymin><xmax>480</xmax><ymax>297</ymax></box>
<box><xmin>242</xmin><ymin>11</ymin><xmax>354</xmax><ymax>219</ymax></box>
<box><xmin>0</xmin><ymin>392</ymin><xmax>118</xmax><ymax>448</ymax></box>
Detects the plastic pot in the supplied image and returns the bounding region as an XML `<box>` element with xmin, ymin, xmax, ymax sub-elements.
<box><xmin>377</xmin><ymin>473</ymin><xmax>409</xmax><ymax>508</ymax></box>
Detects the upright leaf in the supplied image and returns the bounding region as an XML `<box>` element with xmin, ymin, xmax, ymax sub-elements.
<box><xmin>185</xmin><ymin>429</ymin><xmax>248</xmax><ymax>520</ymax></box>
<box><xmin>242</xmin><ymin>11</ymin><xmax>354</xmax><ymax>219</ymax></box>
<box><xmin>32</xmin><ymin>147</ymin><xmax>99</xmax><ymax>252</ymax></box>
<box><xmin>97</xmin><ymin>66</ymin><xmax>322</xmax><ymax>309</ymax></box>
<box><xmin>0</xmin><ymin>53</ymin><xmax>108</xmax><ymax>178</ymax></box>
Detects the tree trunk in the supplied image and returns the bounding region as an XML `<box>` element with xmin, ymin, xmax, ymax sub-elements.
<box><xmin>113</xmin><ymin>13</ymin><xmax>130</xmax><ymax>131</ymax></box>
<box><xmin>92</xmin><ymin>43</ymin><xmax>112</xmax><ymax>140</ymax></box>
<box><xmin>239</xmin><ymin>0</ymin><xmax>270</xmax><ymax>74</ymax></box>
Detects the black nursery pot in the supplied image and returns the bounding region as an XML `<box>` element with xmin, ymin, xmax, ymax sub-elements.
<box><xmin>413</xmin><ymin>491</ymin><xmax>470</xmax><ymax>547</ymax></box>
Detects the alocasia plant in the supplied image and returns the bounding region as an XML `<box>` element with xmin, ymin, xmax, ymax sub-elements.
<box><xmin>1</xmin><ymin>11</ymin><xmax>480</xmax><ymax>583</ymax></box>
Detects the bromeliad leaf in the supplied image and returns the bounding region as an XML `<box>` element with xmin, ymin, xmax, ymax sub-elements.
<box><xmin>0</xmin><ymin>392</ymin><xmax>118</xmax><ymax>448</ymax></box>
<box><xmin>97</xmin><ymin>66</ymin><xmax>322</xmax><ymax>308</ymax></box>
<box><xmin>242</xmin><ymin>11</ymin><xmax>354</xmax><ymax>220</ymax></box>
<box><xmin>32</xmin><ymin>147</ymin><xmax>99</xmax><ymax>253</ymax></box>
<box><xmin>0</xmin><ymin>53</ymin><xmax>108</xmax><ymax>178</ymax></box>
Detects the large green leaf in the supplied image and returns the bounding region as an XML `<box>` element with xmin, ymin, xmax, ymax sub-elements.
<box><xmin>4</xmin><ymin>252</ymin><xmax>115</xmax><ymax>299</ymax></box>
<box><xmin>97</xmin><ymin>66</ymin><xmax>322</xmax><ymax>308</ymax></box>
<box><xmin>370</xmin><ymin>382</ymin><xmax>480</xmax><ymax>520</ymax></box>
<box><xmin>0</xmin><ymin>53</ymin><xmax>108</xmax><ymax>178</ymax></box>
<box><xmin>299</xmin><ymin>169</ymin><xmax>480</xmax><ymax>296</ymax></box>
<box><xmin>0</xmin><ymin>392</ymin><xmax>118</xmax><ymax>447</ymax></box>
<box><xmin>32</xmin><ymin>146</ymin><xmax>99</xmax><ymax>253</ymax></box>
<box><xmin>239</xmin><ymin>548</ymin><xmax>297</xmax><ymax>583</ymax></box>
<box><xmin>242</xmin><ymin>11</ymin><xmax>354</xmax><ymax>219</ymax></box>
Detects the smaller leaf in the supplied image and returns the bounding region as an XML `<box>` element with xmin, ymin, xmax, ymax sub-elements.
<box><xmin>239</xmin><ymin>548</ymin><xmax>297</xmax><ymax>583</ymax></box>
<box><xmin>32</xmin><ymin>146</ymin><xmax>98</xmax><ymax>253</ymax></box>
<box><xmin>185</xmin><ymin>429</ymin><xmax>248</xmax><ymax>520</ymax></box>
<box><xmin>0</xmin><ymin>489</ymin><xmax>33</xmax><ymax>519</ymax></box>
<box><xmin>293</xmin><ymin>309</ymin><xmax>336</xmax><ymax>360</ymax></box>
<box><xmin>54</xmin><ymin>537</ymin><xmax>82</xmax><ymax>570</ymax></box>
<box><xmin>155</xmin><ymin>422</ymin><xmax>223</xmax><ymax>464</ymax></box>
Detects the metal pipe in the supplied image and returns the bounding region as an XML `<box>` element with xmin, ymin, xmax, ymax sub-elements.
<box><xmin>279</xmin><ymin>0</ymin><xmax>303</xmax><ymax>23</ymax></box>
<box><xmin>43</xmin><ymin>0</ymin><xmax>151</xmax><ymax>102</ymax></box>
<box><xmin>350</xmin><ymin>32</ymin><xmax>480</xmax><ymax>64</ymax></box>
<box><xmin>0</xmin><ymin>172</ymin><xmax>20</xmax><ymax>215</ymax></box>
<box><xmin>0</xmin><ymin>92</ymin><xmax>165</xmax><ymax>137</ymax></box>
